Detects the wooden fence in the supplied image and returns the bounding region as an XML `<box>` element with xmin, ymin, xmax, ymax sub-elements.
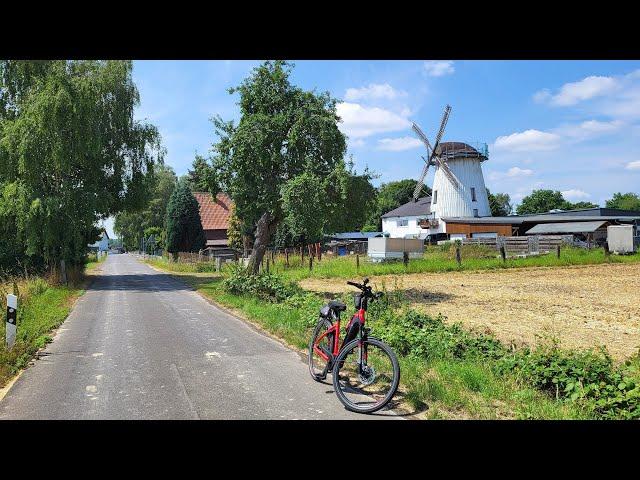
<box><xmin>462</xmin><ymin>235</ymin><xmax>574</xmax><ymax>256</ymax></box>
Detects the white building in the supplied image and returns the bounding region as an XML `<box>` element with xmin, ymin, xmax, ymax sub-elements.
<box><xmin>381</xmin><ymin>196</ymin><xmax>432</xmax><ymax>239</ymax></box>
<box><xmin>89</xmin><ymin>230</ymin><xmax>110</xmax><ymax>252</ymax></box>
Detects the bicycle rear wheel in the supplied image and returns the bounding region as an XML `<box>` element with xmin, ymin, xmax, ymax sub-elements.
<box><xmin>332</xmin><ymin>337</ymin><xmax>400</xmax><ymax>414</ymax></box>
<box><xmin>308</xmin><ymin>317</ymin><xmax>335</xmax><ymax>381</ymax></box>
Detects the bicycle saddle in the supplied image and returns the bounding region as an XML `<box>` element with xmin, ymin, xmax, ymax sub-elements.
<box><xmin>319</xmin><ymin>300</ymin><xmax>347</xmax><ymax>317</ymax></box>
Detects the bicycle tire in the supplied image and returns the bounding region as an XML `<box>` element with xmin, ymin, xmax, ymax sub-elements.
<box><xmin>308</xmin><ymin>316</ymin><xmax>334</xmax><ymax>382</ymax></box>
<box><xmin>332</xmin><ymin>337</ymin><xmax>400</xmax><ymax>414</ymax></box>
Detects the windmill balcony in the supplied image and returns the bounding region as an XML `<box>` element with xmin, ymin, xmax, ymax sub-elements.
<box><xmin>418</xmin><ymin>218</ymin><xmax>439</xmax><ymax>229</ymax></box>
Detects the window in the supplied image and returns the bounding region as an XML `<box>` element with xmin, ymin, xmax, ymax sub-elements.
<box><xmin>397</xmin><ymin>219</ymin><xmax>408</xmax><ymax>227</ymax></box>
<box><xmin>471</xmin><ymin>187</ymin><xmax>476</xmax><ymax>202</ymax></box>
<box><xmin>473</xmin><ymin>208</ymin><xmax>479</xmax><ymax>217</ymax></box>
<box><xmin>433</xmin><ymin>190</ymin><xmax>438</xmax><ymax>204</ymax></box>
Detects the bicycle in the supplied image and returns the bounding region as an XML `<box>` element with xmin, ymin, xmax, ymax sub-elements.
<box><xmin>308</xmin><ymin>278</ymin><xmax>400</xmax><ymax>414</ymax></box>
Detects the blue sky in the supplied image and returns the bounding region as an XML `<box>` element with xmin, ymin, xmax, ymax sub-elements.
<box><xmin>105</xmin><ymin>60</ymin><xmax>640</xmax><ymax>237</ymax></box>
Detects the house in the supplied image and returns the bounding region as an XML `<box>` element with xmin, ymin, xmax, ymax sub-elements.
<box><xmin>193</xmin><ymin>192</ymin><xmax>233</xmax><ymax>248</ymax></box>
<box><xmin>88</xmin><ymin>230</ymin><xmax>110</xmax><ymax>252</ymax></box>
<box><xmin>381</xmin><ymin>196</ymin><xmax>433</xmax><ymax>239</ymax></box>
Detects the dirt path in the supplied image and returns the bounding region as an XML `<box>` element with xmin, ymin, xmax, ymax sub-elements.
<box><xmin>299</xmin><ymin>263</ymin><xmax>640</xmax><ymax>360</ymax></box>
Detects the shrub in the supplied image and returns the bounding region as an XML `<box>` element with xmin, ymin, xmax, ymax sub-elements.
<box><xmin>495</xmin><ymin>342</ymin><xmax>640</xmax><ymax>419</ymax></box>
<box><xmin>222</xmin><ymin>264</ymin><xmax>297</xmax><ymax>302</ymax></box>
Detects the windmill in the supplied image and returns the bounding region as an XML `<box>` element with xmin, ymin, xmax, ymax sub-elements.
<box><xmin>411</xmin><ymin>104</ymin><xmax>461</xmax><ymax>202</ymax></box>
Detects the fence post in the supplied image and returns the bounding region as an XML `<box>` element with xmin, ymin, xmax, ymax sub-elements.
<box><xmin>556</xmin><ymin>244</ymin><xmax>561</xmax><ymax>259</ymax></box>
<box><xmin>604</xmin><ymin>241</ymin><xmax>610</xmax><ymax>258</ymax></box>
<box><xmin>285</xmin><ymin>248</ymin><xmax>289</xmax><ymax>267</ymax></box>
<box><xmin>500</xmin><ymin>245</ymin><xmax>506</xmax><ymax>262</ymax></box>
<box><xmin>309</xmin><ymin>255</ymin><xmax>313</xmax><ymax>271</ymax></box>
<box><xmin>356</xmin><ymin>254</ymin><xmax>360</xmax><ymax>270</ymax></box>
<box><xmin>215</xmin><ymin>256</ymin><xmax>222</xmax><ymax>272</ymax></box>
<box><xmin>455</xmin><ymin>247</ymin><xmax>462</xmax><ymax>266</ymax></box>
<box><xmin>6</xmin><ymin>294</ymin><xmax>17</xmax><ymax>349</ymax></box>
<box><xmin>317</xmin><ymin>242</ymin><xmax>322</xmax><ymax>262</ymax></box>
<box><xmin>403</xmin><ymin>251</ymin><xmax>408</xmax><ymax>267</ymax></box>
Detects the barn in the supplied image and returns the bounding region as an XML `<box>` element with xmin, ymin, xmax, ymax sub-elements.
<box><xmin>193</xmin><ymin>192</ymin><xmax>233</xmax><ymax>248</ymax></box>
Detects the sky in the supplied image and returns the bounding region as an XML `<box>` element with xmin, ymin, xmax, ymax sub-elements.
<box><xmin>104</xmin><ymin>60</ymin><xmax>640</xmax><ymax>238</ymax></box>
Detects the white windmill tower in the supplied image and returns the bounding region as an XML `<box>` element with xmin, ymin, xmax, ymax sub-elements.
<box><xmin>411</xmin><ymin>105</ymin><xmax>491</xmax><ymax>225</ymax></box>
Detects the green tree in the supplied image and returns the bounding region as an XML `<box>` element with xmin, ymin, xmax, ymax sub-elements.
<box><xmin>281</xmin><ymin>170</ymin><xmax>326</xmax><ymax>245</ymax></box>
<box><xmin>487</xmin><ymin>189</ymin><xmax>513</xmax><ymax>216</ymax></box>
<box><xmin>605</xmin><ymin>192</ymin><xmax>640</xmax><ymax>211</ymax></box>
<box><xmin>187</xmin><ymin>154</ymin><xmax>216</xmax><ymax>192</ymax></box>
<box><xmin>114</xmin><ymin>164</ymin><xmax>177</xmax><ymax>251</ymax></box>
<box><xmin>516</xmin><ymin>189</ymin><xmax>572</xmax><ymax>215</ymax></box>
<box><xmin>143</xmin><ymin>226</ymin><xmax>163</xmax><ymax>253</ymax></box>
<box><xmin>210</xmin><ymin>61</ymin><xmax>346</xmax><ymax>273</ymax></box>
<box><xmin>365</xmin><ymin>179</ymin><xmax>428</xmax><ymax>231</ymax></box>
<box><xmin>0</xmin><ymin>60</ymin><xmax>162</xmax><ymax>272</ymax></box>
<box><xmin>570</xmin><ymin>201</ymin><xmax>598</xmax><ymax>209</ymax></box>
<box><xmin>165</xmin><ymin>179</ymin><xmax>206</xmax><ymax>256</ymax></box>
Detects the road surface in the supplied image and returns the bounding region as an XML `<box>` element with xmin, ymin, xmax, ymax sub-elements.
<box><xmin>0</xmin><ymin>254</ymin><xmax>398</xmax><ymax>419</ymax></box>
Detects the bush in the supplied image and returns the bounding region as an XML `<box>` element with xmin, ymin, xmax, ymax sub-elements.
<box><xmin>222</xmin><ymin>264</ymin><xmax>297</xmax><ymax>302</ymax></box>
<box><xmin>495</xmin><ymin>342</ymin><xmax>640</xmax><ymax>419</ymax></box>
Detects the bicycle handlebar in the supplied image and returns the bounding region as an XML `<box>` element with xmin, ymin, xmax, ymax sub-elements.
<box><xmin>346</xmin><ymin>279</ymin><xmax>383</xmax><ymax>301</ymax></box>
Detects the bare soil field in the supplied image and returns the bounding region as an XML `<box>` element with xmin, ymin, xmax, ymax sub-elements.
<box><xmin>299</xmin><ymin>263</ymin><xmax>640</xmax><ymax>360</ymax></box>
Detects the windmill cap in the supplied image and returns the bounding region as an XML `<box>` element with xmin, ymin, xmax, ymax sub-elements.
<box><xmin>439</xmin><ymin>141</ymin><xmax>488</xmax><ymax>161</ymax></box>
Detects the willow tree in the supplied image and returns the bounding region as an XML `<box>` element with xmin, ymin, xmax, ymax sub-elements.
<box><xmin>0</xmin><ymin>60</ymin><xmax>163</xmax><ymax>272</ymax></box>
<box><xmin>210</xmin><ymin>61</ymin><xmax>346</xmax><ymax>274</ymax></box>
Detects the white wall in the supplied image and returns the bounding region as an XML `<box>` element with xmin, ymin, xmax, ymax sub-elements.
<box><xmin>431</xmin><ymin>158</ymin><xmax>491</xmax><ymax>219</ymax></box>
<box><xmin>382</xmin><ymin>215</ymin><xmax>425</xmax><ymax>238</ymax></box>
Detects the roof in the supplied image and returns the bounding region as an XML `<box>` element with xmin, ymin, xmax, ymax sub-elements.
<box><xmin>439</xmin><ymin>142</ymin><xmax>488</xmax><ymax>161</ymax></box>
<box><xmin>381</xmin><ymin>196</ymin><xmax>431</xmax><ymax>218</ymax></box>
<box><xmin>442</xmin><ymin>215</ymin><xmax>640</xmax><ymax>225</ymax></box>
<box><xmin>327</xmin><ymin>232</ymin><xmax>383</xmax><ymax>240</ymax></box>
<box><xmin>193</xmin><ymin>192</ymin><xmax>233</xmax><ymax>230</ymax></box>
<box><xmin>525</xmin><ymin>221</ymin><xmax>609</xmax><ymax>235</ymax></box>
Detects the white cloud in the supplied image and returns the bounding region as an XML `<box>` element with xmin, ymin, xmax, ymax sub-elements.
<box><xmin>493</xmin><ymin>129</ymin><xmax>561</xmax><ymax>152</ymax></box>
<box><xmin>535</xmin><ymin>75</ymin><xmax>619</xmax><ymax>106</ymax></box>
<box><xmin>488</xmin><ymin>167</ymin><xmax>534</xmax><ymax>181</ymax></box>
<box><xmin>625</xmin><ymin>161</ymin><xmax>640</xmax><ymax>170</ymax></box>
<box><xmin>344</xmin><ymin>83</ymin><xmax>407</xmax><ymax>102</ymax></box>
<box><xmin>559</xmin><ymin>119</ymin><xmax>623</xmax><ymax>140</ymax></box>
<box><xmin>377</xmin><ymin>136</ymin><xmax>423</xmax><ymax>151</ymax></box>
<box><xmin>561</xmin><ymin>189</ymin><xmax>591</xmax><ymax>200</ymax></box>
<box><xmin>423</xmin><ymin>61</ymin><xmax>455</xmax><ymax>77</ymax></box>
<box><xmin>337</xmin><ymin>102</ymin><xmax>410</xmax><ymax>139</ymax></box>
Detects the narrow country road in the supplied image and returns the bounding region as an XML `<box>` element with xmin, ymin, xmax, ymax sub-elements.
<box><xmin>0</xmin><ymin>254</ymin><xmax>398</xmax><ymax>419</ymax></box>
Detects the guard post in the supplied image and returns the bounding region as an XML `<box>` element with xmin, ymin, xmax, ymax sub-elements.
<box><xmin>6</xmin><ymin>294</ymin><xmax>17</xmax><ymax>349</ymax></box>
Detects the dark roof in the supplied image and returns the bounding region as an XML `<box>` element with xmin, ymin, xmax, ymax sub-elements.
<box><xmin>327</xmin><ymin>232</ymin><xmax>383</xmax><ymax>240</ymax></box>
<box><xmin>525</xmin><ymin>221</ymin><xmax>608</xmax><ymax>235</ymax></box>
<box><xmin>193</xmin><ymin>192</ymin><xmax>233</xmax><ymax>230</ymax></box>
<box><xmin>439</xmin><ymin>142</ymin><xmax>487</xmax><ymax>161</ymax></box>
<box><xmin>520</xmin><ymin>207</ymin><xmax>640</xmax><ymax>217</ymax></box>
<box><xmin>381</xmin><ymin>196</ymin><xmax>431</xmax><ymax>218</ymax></box>
<box><xmin>442</xmin><ymin>215</ymin><xmax>640</xmax><ymax>225</ymax></box>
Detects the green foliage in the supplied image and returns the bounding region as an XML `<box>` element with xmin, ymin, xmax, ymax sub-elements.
<box><xmin>516</xmin><ymin>189</ymin><xmax>572</xmax><ymax>215</ymax></box>
<box><xmin>496</xmin><ymin>342</ymin><xmax>640</xmax><ymax>419</ymax></box>
<box><xmin>165</xmin><ymin>179</ymin><xmax>206</xmax><ymax>254</ymax></box>
<box><xmin>222</xmin><ymin>264</ymin><xmax>297</xmax><ymax>302</ymax></box>
<box><xmin>0</xmin><ymin>60</ymin><xmax>163</xmax><ymax>271</ymax></box>
<box><xmin>187</xmin><ymin>154</ymin><xmax>217</xmax><ymax>193</ymax></box>
<box><xmin>570</xmin><ymin>201</ymin><xmax>598</xmax><ymax>209</ymax></box>
<box><xmin>114</xmin><ymin>164</ymin><xmax>177</xmax><ymax>251</ymax></box>
<box><xmin>280</xmin><ymin>169</ymin><xmax>326</xmax><ymax>244</ymax></box>
<box><xmin>209</xmin><ymin>60</ymin><xmax>347</xmax><ymax>266</ymax></box>
<box><xmin>226</xmin><ymin>203</ymin><xmax>246</xmax><ymax>250</ymax></box>
<box><xmin>487</xmin><ymin>189</ymin><xmax>512</xmax><ymax>216</ymax></box>
<box><xmin>606</xmin><ymin>192</ymin><xmax>640</xmax><ymax>211</ymax></box>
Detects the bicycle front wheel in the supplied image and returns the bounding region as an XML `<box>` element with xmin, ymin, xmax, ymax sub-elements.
<box><xmin>332</xmin><ymin>337</ymin><xmax>400</xmax><ymax>414</ymax></box>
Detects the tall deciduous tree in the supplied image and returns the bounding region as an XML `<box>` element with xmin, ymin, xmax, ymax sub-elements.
<box><xmin>606</xmin><ymin>192</ymin><xmax>640</xmax><ymax>211</ymax></box>
<box><xmin>165</xmin><ymin>179</ymin><xmax>206</xmax><ymax>256</ymax></box>
<box><xmin>114</xmin><ymin>164</ymin><xmax>177</xmax><ymax>251</ymax></box>
<box><xmin>210</xmin><ymin>61</ymin><xmax>346</xmax><ymax>273</ymax></box>
<box><xmin>0</xmin><ymin>60</ymin><xmax>163</xmax><ymax>272</ymax></box>
<box><xmin>365</xmin><ymin>179</ymin><xmax>428</xmax><ymax>231</ymax></box>
<box><xmin>487</xmin><ymin>189</ymin><xmax>513</xmax><ymax>216</ymax></box>
<box><xmin>516</xmin><ymin>189</ymin><xmax>572</xmax><ymax>215</ymax></box>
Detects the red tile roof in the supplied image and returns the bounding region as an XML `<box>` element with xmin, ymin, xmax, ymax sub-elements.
<box><xmin>193</xmin><ymin>192</ymin><xmax>233</xmax><ymax>231</ymax></box>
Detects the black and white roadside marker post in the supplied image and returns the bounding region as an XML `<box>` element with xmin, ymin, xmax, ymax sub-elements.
<box><xmin>6</xmin><ymin>294</ymin><xmax>17</xmax><ymax>349</ymax></box>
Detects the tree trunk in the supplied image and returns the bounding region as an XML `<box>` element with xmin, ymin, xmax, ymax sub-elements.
<box><xmin>247</xmin><ymin>211</ymin><xmax>277</xmax><ymax>275</ymax></box>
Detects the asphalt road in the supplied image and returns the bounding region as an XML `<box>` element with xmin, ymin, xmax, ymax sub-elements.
<box><xmin>0</xmin><ymin>254</ymin><xmax>399</xmax><ymax>419</ymax></box>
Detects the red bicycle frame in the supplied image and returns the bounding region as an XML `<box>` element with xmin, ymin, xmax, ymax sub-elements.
<box><xmin>313</xmin><ymin>307</ymin><xmax>366</xmax><ymax>362</ymax></box>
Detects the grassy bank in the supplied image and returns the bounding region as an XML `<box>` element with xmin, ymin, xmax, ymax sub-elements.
<box><xmin>0</xmin><ymin>255</ymin><xmax>103</xmax><ymax>388</ymax></box>
<box><xmin>146</xmin><ymin>246</ymin><xmax>640</xmax><ymax>283</ymax></box>
<box><xmin>147</xmin><ymin>260</ymin><xmax>626</xmax><ymax>419</ymax></box>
